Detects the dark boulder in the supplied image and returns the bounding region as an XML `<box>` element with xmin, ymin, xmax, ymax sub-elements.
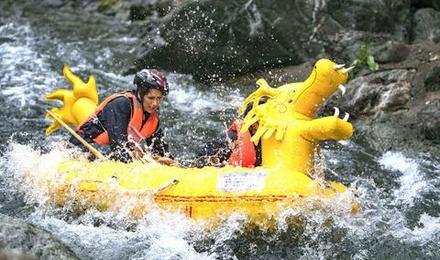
<box><xmin>411</xmin><ymin>0</ymin><xmax>440</xmax><ymax>11</ymax></box>
<box><xmin>372</xmin><ymin>41</ymin><xmax>411</xmax><ymax>63</ymax></box>
<box><xmin>412</xmin><ymin>8</ymin><xmax>440</xmax><ymax>43</ymax></box>
<box><xmin>324</xmin><ymin>69</ymin><xmax>415</xmax><ymax>120</ymax></box>
<box><xmin>424</xmin><ymin>65</ymin><xmax>440</xmax><ymax>91</ymax></box>
<box><xmin>134</xmin><ymin>0</ymin><xmax>413</xmax><ymax>82</ymax></box>
<box><xmin>324</xmin><ymin>0</ymin><xmax>411</xmax><ymax>40</ymax></box>
<box><xmin>320</xmin><ymin>40</ymin><xmax>440</xmax><ymax>155</ymax></box>
<box><xmin>325</xmin><ymin>31</ymin><xmax>410</xmax><ymax>69</ymax></box>
<box><xmin>419</xmin><ymin>98</ymin><xmax>440</xmax><ymax>143</ymax></box>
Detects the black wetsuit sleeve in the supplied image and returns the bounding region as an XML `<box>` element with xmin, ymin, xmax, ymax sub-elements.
<box><xmin>197</xmin><ymin>130</ymin><xmax>237</xmax><ymax>162</ymax></box>
<box><xmin>68</xmin><ymin>130</ymin><xmax>98</xmax><ymax>154</ymax></box>
<box><xmin>101</xmin><ymin>97</ymin><xmax>131</xmax><ymax>147</ymax></box>
<box><xmin>100</xmin><ymin>96</ymin><xmax>132</xmax><ymax>162</ymax></box>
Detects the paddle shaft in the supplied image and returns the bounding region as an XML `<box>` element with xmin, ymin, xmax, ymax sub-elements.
<box><xmin>46</xmin><ymin>110</ymin><xmax>105</xmax><ymax>160</ymax></box>
<box><xmin>46</xmin><ymin>110</ymin><xmax>176</xmax><ymax>165</ymax></box>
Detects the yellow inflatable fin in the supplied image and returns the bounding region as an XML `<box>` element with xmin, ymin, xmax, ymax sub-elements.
<box><xmin>45</xmin><ymin>65</ymin><xmax>99</xmax><ymax>135</ymax></box>
<box><xmin>63</xmin><ymin>65</ymin><xmax>98</xmax><ymax>103</ymax></box>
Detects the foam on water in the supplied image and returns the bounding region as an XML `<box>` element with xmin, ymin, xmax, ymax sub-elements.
<box><xmin>1</xmin><ymin>142</ymin><xmax>362</xmax><ymax>259</ymax></box>
<box><xmin>0</xmin><ymin>22</ymin><xmax>59</xmax><ymax>107</ymax></box>
<box><xmin>1</xmin><ymin>142</ymin><xmax>213</xmax><ymax>259</ymax></box>
<box><xmin>378</xmin><ymin>151</ymin><xmax>428</xmax><ymax>206</ymax></box>
<box><xmin>4</xmin><ymin>142</ymin><xmax>80</xmax><ymax>206</ymax></box>
<box><xmin>390</xmin><ymin>213</ymin><xmax>440</xmax><ymax>246</ymax></box>
<box><xmin>321</xmin><ymin>150</ymin><xmax>440</xmax><ymax>258</ymax></box>
<box><xmin>27</xmin><ymin>209</ymin><xmax>215</xmax><ymax>260</ymax></box>
<box><xmin>167</xmin><ymin>80</ymin><xmax>242</xmax><ymax>116</ymax></box>
<box><xmin>410</xmin><ymin>214</ymin><xmax>440</xmax><ymax>244</ymax></box>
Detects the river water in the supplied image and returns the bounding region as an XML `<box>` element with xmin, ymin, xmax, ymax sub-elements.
<box><xmin>1</xmin><ymin>4</ymin><xmax>439</xmax><ymax>260</ymax></box>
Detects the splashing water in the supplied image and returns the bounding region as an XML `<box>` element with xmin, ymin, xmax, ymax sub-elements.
<box><xmin>2</xmin><ymin>142</ymin><xmax>360</xmax><ymax>259</ymax></box>
<box><xmin>0</xmin><ymin>21</ymin><xmax>60</xmax><ymax>108</ymax></box>
<box><xmin>378</xmin><ymin>151</ymin><xmax>429</xmax><ymax>206</ymax></box>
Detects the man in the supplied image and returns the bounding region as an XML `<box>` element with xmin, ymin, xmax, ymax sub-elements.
<box><xmin>193</xmin><ymin>97</ymin><xmax>268</xmax><ymax>168</ymax></box>
<box><xmin>70</xmin><ymin>69</ymin><xmax>173</xmax><ymax>164</ymax></box>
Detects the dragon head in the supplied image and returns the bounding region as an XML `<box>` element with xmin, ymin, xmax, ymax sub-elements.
<box><xmin>288</xmin><ymin>59</ymin><xmax>351</xmax><ymax>118</ymax></box>
<box><xmin>240</xmin><ymin>59</ymin><xmax>353</xmax><ymax>144</ymax></box>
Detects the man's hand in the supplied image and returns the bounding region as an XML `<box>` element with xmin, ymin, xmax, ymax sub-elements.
<box><xmin>155</xmin><ymin>156</ymin><xmax>177</xmax><ymax>166</ymax></box>
<box><xmin>131</xmin><ymin>146</ymin><xmax>146</xmax><ymax>161</ymax></box>
<box><xmin>189</xmin><ymin>155</ymin><xmax>225</xmax><ymax>168</ymax></box>
<box><xmin>127</xmin><ymin>142</ymin><xmax>177</xmax><ymax>166</ymax></box>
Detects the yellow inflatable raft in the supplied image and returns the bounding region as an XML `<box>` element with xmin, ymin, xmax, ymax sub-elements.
<box><xmin>44</xmin><ymin>59</ymin><xmax>358</xmax><ymax>221</ymax></box>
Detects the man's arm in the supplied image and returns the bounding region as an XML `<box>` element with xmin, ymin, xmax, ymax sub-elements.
<box><xmin>100</xmin><ymin>96</ymin><xmax>133</xmax><ymax>162</ymax></box>
<box><xmin>196</xmin><ymin>130</ymin><xmax>237</xmax><ymax>163</ymax></box>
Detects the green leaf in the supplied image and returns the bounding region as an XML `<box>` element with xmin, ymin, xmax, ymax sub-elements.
<box><xmin>351</xmin><ymin>42</ymin><xmax>379</xmax><ymax>72</ymax></box>
<box><xmin>367</xmin><ymin>55</ymin><xmax>379</xmax><ymax>71</ymax></box>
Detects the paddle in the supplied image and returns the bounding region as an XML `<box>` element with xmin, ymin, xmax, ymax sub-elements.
<box><xmin>46</xmin><ymin>109</ymin><xmax>106</xmax><ymax>160</ymax></box>
<box><xmin>45</xmin><ymin>109</ymin><xmax>177</xmax><ymax>165</ymax></box>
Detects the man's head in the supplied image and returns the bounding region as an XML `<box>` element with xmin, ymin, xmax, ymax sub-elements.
<box><xmin>134</xmin><ymin>69</ymin><xmax>169</xmax><ymax>113</ymax></box>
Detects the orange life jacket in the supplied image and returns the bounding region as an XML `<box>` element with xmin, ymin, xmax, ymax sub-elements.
<box><xmin>77</xmin><ymin>92</ymin><xmax>159</xmax><ymax>145</ymax></box>
<box><xmin>227</xmin><ymin>120</ymin><xmax>257</xmax><ymax>167</ymax></box>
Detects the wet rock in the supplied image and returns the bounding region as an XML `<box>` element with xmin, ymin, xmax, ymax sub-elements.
<box><xmin>352</xmin><ymin>113</ymin><xmax>437</xmax><ymax>155</ymax></box>
<box><xmin>325</xmin><ymin>31</ymin><xmax>403</xmax><ymax>67</ymax></box>
<box><xmin>375</xmin><ymin>41</ymin><xmax>440</xmax><ymax>96</ymax></box>
<box><xmin>319</xmin><ymin>38</ymin><xmax>440</xmax><ymax>155</ymax></box>
<box><xmin>372</xmin><ymin>41</ymin><xmax>411</xmax><ymax>63</ymax></box>
<box><xmin>325</xmin><ymin>0</ymin><xmax>411</xmax><ymax>41</ymax></box>
<box><xmin>413</xmin><ymin>8</ymin><xmax>440</xmax><ymax>43</ymax></box>
<box><xmin>411</xmin><ymin>0</ymin><xmax>440</xmax><ymax>11</ymax></box>
<box><xmin>129</xmin><ymin>4</ymin><xmax>158</xmax><ymax>21</ymax></box>
<box><xmin>0</xmin><ymin>214</ymin><xmax>78</xmax><ymax>260</ymax></box>
<box><xmin>419</xmin><ymin>98</ymin><xmax>440</xmax><ymax>143</ymax></box>
<box><xmin>0</xmin><ymin>250</ymin><xmax>36</xmax><ymax>260</ymax></box>
<box><xmin>135</xmin><ymin>0</ymin><xmax>312</xmax><ymax>81</ymax></box>
<box><xmin>135</xmin><ymin>0</ymin><xmax>413</xmax><ymax>82</ymax></box>
<box><xmin>324</xmin><ymin>69</ymin><xmax>415</xmax><ymax>119</ymax></box>
<box><xmin>424</xmin><ymin>65</ymin><xmax>440</xmax><ymax>91</ymax></box>
<box><xmin>129</xmin><ymin>0</ymin><xmax>175</xmax><ymax>20</ymax></box>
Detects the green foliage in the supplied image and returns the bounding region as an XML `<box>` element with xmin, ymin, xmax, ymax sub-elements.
<box><xmin>99</xmin><ymin>0</ymin><xmax>118</xmax><ymax>11</ymax></box>
<box><xmin>351</xmin><ymin>43</ymin><xmax>379</xmax><ymax>71</ymax></box>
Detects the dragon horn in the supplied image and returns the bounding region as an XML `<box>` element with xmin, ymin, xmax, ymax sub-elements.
<box><xmin>241</xmin><ymin>79</ymin><xmax>277</xmax><ymax>113</ymax></box>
